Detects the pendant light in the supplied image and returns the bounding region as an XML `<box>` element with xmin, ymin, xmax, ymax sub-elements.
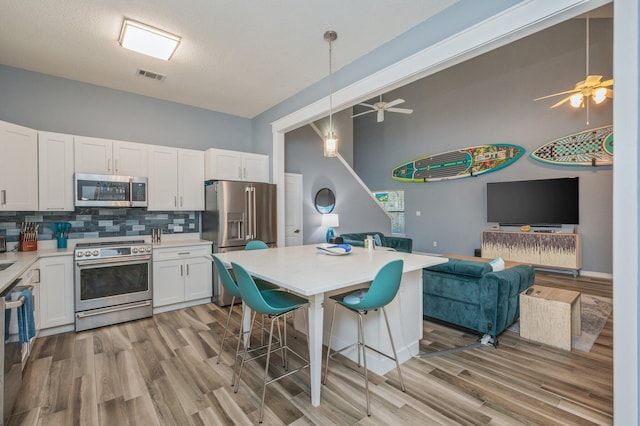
<box><xmin>324</xmin><ymin>30</ymin><xmax>338</xmax><ymax>157</ymax></box>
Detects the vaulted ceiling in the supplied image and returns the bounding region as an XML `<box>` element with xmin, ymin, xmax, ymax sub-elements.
<box><xmin>0</xmin><ymin>1</ymin><xmax>456</xmax><ymax>118</ymax></box>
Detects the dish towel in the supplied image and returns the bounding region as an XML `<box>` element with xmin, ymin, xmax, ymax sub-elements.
<box><xmin>17</xmin><ymin>289</ymin><xmax>35</xmax><ymax>343</ymax></box>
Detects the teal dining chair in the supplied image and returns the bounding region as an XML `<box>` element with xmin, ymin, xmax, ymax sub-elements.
<box><xmin>323</xmin><ymin>259</ymin><xmax>406</xmax><ymax>416</ymax></box>
<box><xmin>211</xmin><ymin>254</ymin><xmax>282</xmax><ymax>379</ymax></box>
<box><xmin>231</xmin><ymin>261</ymin><xmax>309</xmax><ymax>424</ymax></box>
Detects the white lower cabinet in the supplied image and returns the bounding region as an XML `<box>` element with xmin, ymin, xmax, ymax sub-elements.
<box><xmin>153</xmin><ymin>244</ymin><xmax>212</xmax><ymax>312</ymax></box>
<box><xmin>39</xmin><ymin>256</ymin><xmax>74</xmax><ymax>330</ymax></box>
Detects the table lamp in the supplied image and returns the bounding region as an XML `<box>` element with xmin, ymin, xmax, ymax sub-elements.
<box><xmin>322</xmin><ymin>214</ymin><xmax>339</xmax><ymax>243</ymax></box>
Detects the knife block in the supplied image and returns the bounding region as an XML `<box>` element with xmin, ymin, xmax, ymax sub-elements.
<box><xmin>18</xmin><ymin>237</ymin><xmax>37</xmax><ymax>252</ymax></box>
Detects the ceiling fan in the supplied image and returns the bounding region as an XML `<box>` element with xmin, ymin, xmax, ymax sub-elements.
<box><xmin>351</xmin><ymin>95</ymin><xmax>413</xmax><ymax>122</ymax></box>
<box><xmin>534</xmin><ymin>15</ymin><xmax>613</xmax><ymax>123</ymax></box>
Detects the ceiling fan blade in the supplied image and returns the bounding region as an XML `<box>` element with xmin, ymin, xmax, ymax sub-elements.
<box><xmin>534</xmin><ymin>89</ymin><xmax>580</xmax><ymax>101</ymax></box>
<box><xmin>550</xmin><ymin>95</ymin><xmax>574</xmax><ymax>108</ymax></box>
<box><xmin>387</xmin><ymin>107</ymin><xmax>413</xmax><ymax>114</ymax></box>
<box><xmin>600</xmin><ymin>79</ymin><xmax>614</xmax><ymax>87</ymax></box>
<box><xmin>384</xmin><ymin>98</ymin><xmax>405</xmax><ymax>108</ymax></box>
<box><xmin>377</xmin><ymin>109</ymin><xmax>384</xmax><ymax>122</ymax></box>
<box><xmin>356</xmin><ymin>103</ymin><xmax>376</xmax><ymax>109</ymax></box>
<box><xmin>350</xmin><ymin>110</ymin><xmax>376</xmax><ymax>118</ymax></box>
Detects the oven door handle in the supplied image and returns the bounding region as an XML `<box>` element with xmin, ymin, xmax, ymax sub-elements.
<box><xmin>75</xmin><ymin>255</ymin><xmax>151</xmax><ymax>267</ymax></box>
<box><xmin>75</xmin><ymin>300</ymin><xmax>151</xmax><ymax>318</ymax></box>
<box><xmin>5</xmin><ymin>297</ymin><xmax>26</xmax><ymax>310</ymax></box>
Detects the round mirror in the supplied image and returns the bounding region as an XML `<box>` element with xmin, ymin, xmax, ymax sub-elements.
<box><xmin>315</xmin><ymin>188</ymin><xmax>335</xmax><ymax>214</ymax></box>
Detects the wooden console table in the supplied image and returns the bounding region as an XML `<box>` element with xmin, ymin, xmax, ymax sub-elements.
<box><xmin>519</xmin><ymin>285</ymin><xmax>581</xmax><ymax>351</ymax></box>
<box><xmin>481</xmin><ymin>230</ymin><xmax>581</xmax><ymax>276</ymax></box>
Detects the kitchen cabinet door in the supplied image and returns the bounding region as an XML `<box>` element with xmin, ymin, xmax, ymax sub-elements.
<box><xmin>74</xmin><ymin>136</ymin><xmax>113</xmax><ymax>174</ymax></box>
<box><xmin>0</xmin><ymin>120</ymin><xmax>38</xmax><ymax>211</ymax></box>
<box><xmin>242</xmin><ymin>152</ymin><xmax>270</xmax><ymax>183</ymax></box>
<box><xmin>39</xmin><ymin>256</ymin><xmax>74</xmax><ymax>329</ymax></box>
<box><xmin>205</xmin><ymin>148</ymin><xmax>243</xmax><ymax>181</ymax></box>
<box><xmin>185</xmin><ymin>256</ymin><xmax>212</xmax><ymax>301</ymax></box>
<box><xmin>113</xmin><ymin>140</ymin><xmax>147</xmax><ymax>176</ymax></box>
<box><xmin>38</xmin><ymin>132</ymin><xmax>75</xmax><ymax>211</ymax></box>
<box><xmin>147</xmin><ymin>145</ymin><xmax>179</xmax><ymax>211</ymax></box>
<box><xmin>153</xmin><ymin>259</ymin><xmax>185</xmax><ymax>307</ymax></box>
<box><xmin>178</xmin><ymin>148</ymin><xmax>205</xmax><ymax>211</ymax></box>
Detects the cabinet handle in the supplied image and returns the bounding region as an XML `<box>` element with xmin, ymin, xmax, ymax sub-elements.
<box><xmin>33</xmin><ymin>269</ymin><xmax>40</xmax><ymax>284</ymax></box>
<box><xmin>243</xmin><ymin>167</ymin><xmax>247</xmax><ymax>178</ymax></box>
<box><xmin>178</xmin><ymin>252</ymin><xmax>190</xmax><ymax>255</ymax></box>
<box><xmin>186</xmin><ymin>264</ymin><xmax>190</xmax><ymax>275</ymax></box>
<box><xmin>180</xmin><ymin>196</ymin><xmax>183</xmax><ymax>207</ymax></box>
<box><xmin>1</xmin><ymin>190</ymin><xmax>5</xmax><ymax>205</ymax></box>
<box><xmin>107</xmin><ymin>158</ymin><xmax>112</xmax><ymax>171</ymax></box>
<box><xmin>180</xmin><ymin>265</ymin><xmax>183</xmax><ymax>276</ymax></box>
<box><xmin>238</xmin><ymin>167</ymin><xmax>242</xmax><ymax>178</ymax></box>
<box><xmin>174</xmin><ymin>196</ymin><xmax>177</xmax><ymax>207</ymax></box>
<box><xmin>115</xmin><ymin>159</ymin><xmax>119</xmax><ymax>172</ymax></box>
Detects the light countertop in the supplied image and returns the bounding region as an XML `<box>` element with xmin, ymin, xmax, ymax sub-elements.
<box><xmin>0</xmin><ymin>236</ymin><xmax>213</xmax><ymax>293</ymax></box>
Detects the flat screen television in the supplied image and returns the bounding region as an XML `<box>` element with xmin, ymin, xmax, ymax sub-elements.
<box><xmin>486</xmin><ymin>177</ymin><xmax>579</xmax><ymax>226</ymax></box>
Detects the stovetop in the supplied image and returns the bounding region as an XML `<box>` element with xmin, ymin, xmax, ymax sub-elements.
<box><xmin>74</xmin><ymin>240</ymin><xmax>151</xmax><ymax>260</ymax></box>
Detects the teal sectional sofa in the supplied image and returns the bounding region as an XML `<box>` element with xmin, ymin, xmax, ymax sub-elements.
<box><xmin>422</xmin><ymin>258</ymin><xmax>535</xmax><ymax>337</ymax></box>
<box><xmin>339</xmin><ymin>232</ymin><xmax>412</xmax><ymax>253</ymax></box>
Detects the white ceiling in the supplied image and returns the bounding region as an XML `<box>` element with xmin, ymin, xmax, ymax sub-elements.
<box><xmin>0</xmin><ymin>0</ymin><xmax>456</xmax><ymax>118</ymax></box>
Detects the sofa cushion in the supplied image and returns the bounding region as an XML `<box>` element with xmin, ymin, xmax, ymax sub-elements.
<box><xmin>425</xmin><ymin>258</ymin><xmax>492</xmax><ymax>278</ymax></box>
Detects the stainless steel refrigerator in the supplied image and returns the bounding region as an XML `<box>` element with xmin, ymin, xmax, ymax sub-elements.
<box><xmin>202</xmin><ymin>180</ymin><xmax>277</xmax><ymax>306</ymax></box>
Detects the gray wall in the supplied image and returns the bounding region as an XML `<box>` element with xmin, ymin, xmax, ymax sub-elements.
<box><xmin>285</xmin><ymin>109</ymin><xmax>390</xmax><ymax>244</ymax></box>
<box><xmin>354</xmin><ymin>18</ymin><xmax>613</xmax><ymax>273</ymax></box>
<box><xmin>0</xmin><ymin>65</ymin><xmax>252</xmax><ymax>151</ymax></box>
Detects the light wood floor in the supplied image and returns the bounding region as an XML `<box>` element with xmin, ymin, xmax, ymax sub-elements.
<box><xmin>9</xmin><ymin>271</ymin><xmax>613</xmax><ymax>425</ymax></box>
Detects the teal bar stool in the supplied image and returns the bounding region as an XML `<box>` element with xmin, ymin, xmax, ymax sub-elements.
<box><xmin>211</xmin><ymin>254</ymin><xmax>282</xmax><ymax>381</ymax></box>
<box><xmin>231</xmin><ymin>261</ymin><xmax>309</xmax><ymax>424</ymax></box>
<box><xmin>323</xmin><ymin>259</ymin><xmax>406</xmax><ymax>416</ymax></box>
<box><xmin>245</xmin><ymin>240</ymin><xmax>269</xmax><ymax>250</ymax></box>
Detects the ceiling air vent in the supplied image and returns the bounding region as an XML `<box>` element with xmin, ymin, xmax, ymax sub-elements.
<box><xmin>136</xmin><ymin>68</ymin><xmax>166</xmax><ymax>81</ymax></box>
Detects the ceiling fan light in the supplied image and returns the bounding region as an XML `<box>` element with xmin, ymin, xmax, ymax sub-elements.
<box><xmin>593</xmin><ymin>87</ymin><xmax>607</xmax><ymax>104</ymax></box>
<box><xmin>324</xmin><ymin>132</ymin><xmax>338</xmax><ymax>157</ymax></box>
<box><xmin>570</xmin><ymin>93</ymin><xmax>584</xmax><ymax>108</ymax></box>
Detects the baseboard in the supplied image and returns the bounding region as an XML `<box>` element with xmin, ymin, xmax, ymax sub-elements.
<box><xmin>578</xmin><ymin>270</ymin><xmax>613</xmax><ymax>280</ymax></box>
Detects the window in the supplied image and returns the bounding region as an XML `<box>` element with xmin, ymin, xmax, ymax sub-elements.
<box><xmin>372</xmin><ymin>190</ymin><xmax>405</xmax><ymax>235</ymax></box>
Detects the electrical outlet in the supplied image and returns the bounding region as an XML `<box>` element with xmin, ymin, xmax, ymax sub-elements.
<box><xmin>433</xmin><ymin>241</ymin><xmax>437</xmax><ymax>247</ymax></box>
<box><xmin>174</xmin><ymin>225</ymin><xmax>183</xmax><ymax>232</ymax></box>
<box><xmin>416</xmin><ymin>211</ymin><xmax>421</xmax><ymax>216</ymax></box>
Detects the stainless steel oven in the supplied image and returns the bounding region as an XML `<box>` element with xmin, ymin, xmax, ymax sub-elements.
<box><xmin>74</xmin><ymin>240</ymin><xmax>152</xmax><ymax>331</ymax></box>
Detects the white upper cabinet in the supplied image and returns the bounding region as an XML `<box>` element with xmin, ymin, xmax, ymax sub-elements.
<box><xmin>75</xmin><ymin>136</ymin><xmax>147</xmax><ymax>176</ymax></box>
<box><xmin>148</xmin><ymin>146</ymin><xmax>204</xmax><ymax>211</ymax></box>
<box><xmin>38</xmin><ymin>132</ymin><xmax>75</xmax><ymax>211</ymax></box>
<box><xmin>205</xmin><ymin>148</ymin><xmax>269</xmax><ymax>182</ymax></box>
<box><xmin>178</xmin><ymin>149</ymin><xmax>205</xmax><ymax>211</ymax></box>
<box><xmin>0</xmin><ymin>120</ymin><xmax>38</xmax><ymax>211</ymax></box>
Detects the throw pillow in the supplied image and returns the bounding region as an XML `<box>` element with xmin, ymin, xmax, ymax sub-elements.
<box><xmin>489</xmin><ymin>257</ymin><xmax>505</xmax><ymax>272</ymax></box>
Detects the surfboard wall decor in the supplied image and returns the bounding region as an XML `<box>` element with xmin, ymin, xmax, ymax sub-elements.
<box><xmin>391</xmin><ymin>144</ymin><xmax>524</xmax><ymax>182</ymax></box>
<box><xmin>530</xmin><ymin>125</ymin><xmax>613</xmax><ymax>166</ymax></box>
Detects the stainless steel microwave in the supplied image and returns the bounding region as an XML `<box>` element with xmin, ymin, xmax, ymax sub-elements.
<box><xmin>75</xmin><ymin>173</ymin><xmax>147</xmax><ymax>208</ymax></box>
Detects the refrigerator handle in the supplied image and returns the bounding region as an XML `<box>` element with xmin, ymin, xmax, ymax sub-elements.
<box><xmin>245</xmin><ymin>186</ymin><xmax>252</xmax><ymax>240</ymax></box>
<box><xmin>251</xmin><ymin>186</ymin><xmax>257</xmax><ymax>241</ymax></box>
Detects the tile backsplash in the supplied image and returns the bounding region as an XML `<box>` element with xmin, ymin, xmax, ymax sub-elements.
<box><xmin>0</xmin><ymin>209</ymin><xmax>199</xmax><ymax>242</ymax></box>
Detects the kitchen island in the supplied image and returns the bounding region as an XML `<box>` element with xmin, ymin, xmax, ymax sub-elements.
<box><xmin>213</xmin><ymin>244</ymin><xmax>447</xmax><ymax>407</ymax></box>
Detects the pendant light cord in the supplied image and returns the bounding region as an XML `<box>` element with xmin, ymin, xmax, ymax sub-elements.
<box><xmin>328</xmin><ymin>36</ymin><xmax>334</xmax><ymax>135</ymax></box>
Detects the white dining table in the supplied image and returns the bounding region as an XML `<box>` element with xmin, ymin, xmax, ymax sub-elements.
<box><xmin>213</xmin><ymin>244</ymin><xmax>447</xmax><ymax>407</ymax></box>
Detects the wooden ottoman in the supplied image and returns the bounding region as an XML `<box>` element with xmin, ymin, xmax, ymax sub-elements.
<box><xmin>519</xmin><ymin>285</ymin><xmax>581</xmax><ymax>351</ymax></box>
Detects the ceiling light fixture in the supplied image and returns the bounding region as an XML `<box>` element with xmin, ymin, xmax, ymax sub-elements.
<box><xmin>323</xmin><ymin>30</ymin><xmax>338</xmax><ymax>158</ymax></box>
<box><xmin>119</xmin><ymin>19</ymin><xmax>181</xmax><ymax>61</ymax></box>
